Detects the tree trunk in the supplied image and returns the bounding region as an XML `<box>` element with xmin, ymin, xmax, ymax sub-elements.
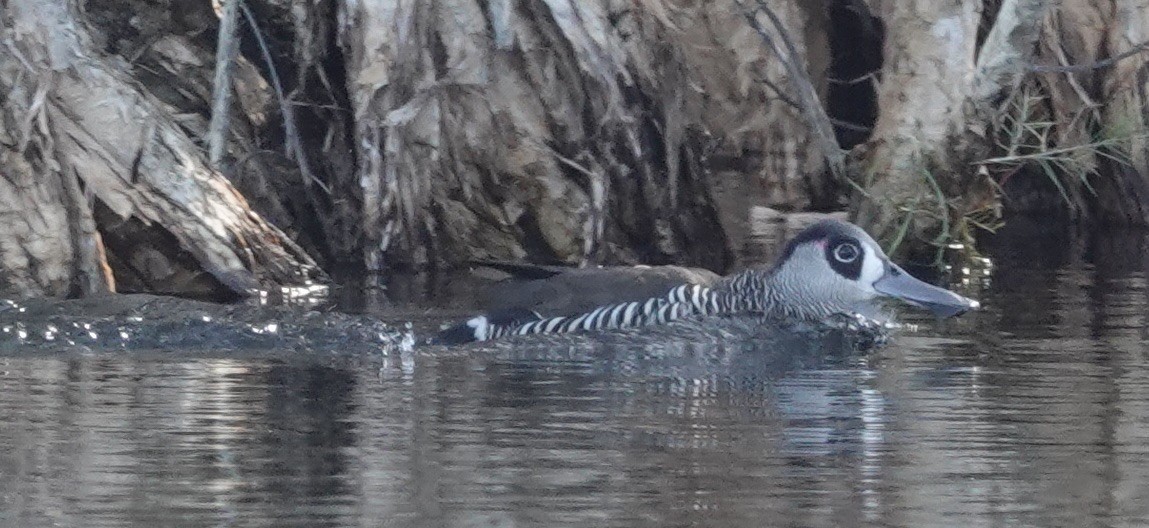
<box><xmin>850</xmin><ymin>0</ymin><xmax>1051</xmax><ymax>252</ymax></box>
<box><xmin>0</xmin><ymin>0</ymin><xmax>323</xmax><ymax>299</ymax></box>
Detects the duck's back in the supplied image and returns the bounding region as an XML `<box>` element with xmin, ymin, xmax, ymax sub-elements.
<box><xmin>478</xmin><ymin>263</ymin><xmax>721</xmax><ymax>317</ymax></box>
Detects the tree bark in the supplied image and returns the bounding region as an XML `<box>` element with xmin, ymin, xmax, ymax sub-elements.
<box><xmin>1095</xmin><ymin>0</ymin><xmax>1149</xmax><ymax>223</ymax></box>
<box><xmin>0</xmin><ymin>0</ymin><xmax>323</xmax><ymax>299</ymax></box>
<box><xmin>340</xmin><ymin>0</ymin><xmax>834</xmax><ymax>272</ymax></box>
<box><xmin>981</xmin><ymin>0</ymin><xmax>1149</xmax><ymax>225</ymax></box>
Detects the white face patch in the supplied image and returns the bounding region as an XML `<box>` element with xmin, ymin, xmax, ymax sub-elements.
<box><xmin>858</xmin><ymin>244</ymin><xmax>885</xmax><ymax>294</ymax></box>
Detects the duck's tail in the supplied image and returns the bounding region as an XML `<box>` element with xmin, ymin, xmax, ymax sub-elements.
<box><xmin>430</xmin><ymin>308</ymin><xmax>544</xmax><ymax>345</ymax></box>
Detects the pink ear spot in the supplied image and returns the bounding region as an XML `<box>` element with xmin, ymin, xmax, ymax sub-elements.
<box><xmin>815</xmin><ymin>239</ymin><xmax>828</xmax><ymax>249</ymax></box>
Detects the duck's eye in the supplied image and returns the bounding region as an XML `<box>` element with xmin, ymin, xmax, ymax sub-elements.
<box><xmin>833</xmin><ymin>242</ymin><xmax>860</xmax><ymax>263</ymax></box>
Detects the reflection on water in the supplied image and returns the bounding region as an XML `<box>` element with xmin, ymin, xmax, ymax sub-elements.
<box><xmin>2</xmin><ymin>219</ymin><xmax>1149</xmax><ymax>527</ymax></box>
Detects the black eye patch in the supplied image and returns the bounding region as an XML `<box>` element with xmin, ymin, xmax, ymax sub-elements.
<box><xmin>824</xmin><ymin>237</ymin><xmax>863</xmax><ymax>280</ymax></box>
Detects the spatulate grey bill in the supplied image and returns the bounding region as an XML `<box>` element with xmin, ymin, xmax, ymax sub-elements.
<box><xmin>434</xmin><ymin>219</ymin><xmax>979</xmax><ymax>344</ymax></box>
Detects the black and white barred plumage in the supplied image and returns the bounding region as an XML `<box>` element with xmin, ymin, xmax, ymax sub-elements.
<box><xmin>484</xmin><ymin>283</ymin><xmax>719</xmax><ymax>341</ymax></box>
<box><xmin>442</xmin><ymin>268</ymin><xmax>814</xmax><ymax>344</ymax></box>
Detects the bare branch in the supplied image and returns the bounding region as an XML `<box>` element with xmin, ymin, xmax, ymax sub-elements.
<box><xmin>239</xmin><ymin>1</ymin><xmax>331</xmax><ymax>196</ymax></box>
<box><xmin>828</xmin><ymin>71</ymin><xmax>879</xmax><ymax>85</ymax></box>
<box><xmin>207</xmin><ymin>0</ymin><xmax>241</xmax><ymax>166</ymax></box>
<box><xmin>1029</xmin><ymin>40</ymin><xmax>1149</xmax><ymax>73</ymax></box>
<box><xmin>756</xmin><ymin>74</ymin><xmax>801</xmax><ymax>109</ymax></box>
<box><xmin>734</xmin><ymin>0</ymin><xmax>845</xmax><ymax>181</ymax></box>
<box><xmin>829</xmin><ymin>118</ymin><xmax>872</xmax><ymax>133</ymax></box>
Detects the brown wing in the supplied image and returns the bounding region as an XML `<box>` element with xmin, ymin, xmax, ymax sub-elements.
<box><xmin>477</xmin><ymin>263</ymin><xmax>721</xmax><ymax>318</ymax></box>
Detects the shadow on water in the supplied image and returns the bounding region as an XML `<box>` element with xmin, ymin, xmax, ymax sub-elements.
<box><xmin>2</xmin><ymin>217</ymin><xmax>1149</xmax><ymax>526</ymax></box>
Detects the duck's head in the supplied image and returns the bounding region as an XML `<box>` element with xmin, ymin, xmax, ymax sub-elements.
<box><xmin>765</xmin><ymin>220</ymin><xmax>979</xmax><ymax>320</ymax></box>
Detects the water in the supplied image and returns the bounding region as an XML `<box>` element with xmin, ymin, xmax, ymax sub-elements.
<box><xmin>3</xmin><ymin>220</ymin><xmax>1149</xmax><ymax>527</ymax></box>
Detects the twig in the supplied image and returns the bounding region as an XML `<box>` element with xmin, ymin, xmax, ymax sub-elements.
<box><xmin>979</xmin><ymin>132</ymin><xmax>1149</xmax><ymax>165</ymax></box>
<box><xmin>1030</xmin><ymin>40</ymin><xmax>1149</xmax><ymax>73</ymax></box>
<box><xmin>757</xmin><ymin>76</ymin><xmax>872</xmax><ymax>132</ymax></box>
<box><xmin>208</xmin><ymin>0</ymin><xmax>241</xmax><ymax>165</ymax></box>
<box><xmin>1053</xmin><ymin>40</ymin><xmax>1099</xmax><ymax>113</ymax></box>
<box><xmin>829</xmin><ymin>118</ymin><xmax>871</xmax><ymax>133</ymax></box>
<box><xmin>757</xmin><ymin>75</ymin><xmax>800</xmax><ymax>108</ymax></box>
<box><xmin>828</xmin><ymin>71</ymin><xmax>879</xmax><ymax>85</ymax></box>
<box><xmin>734</xmin><ymin>0</ymin><xmax>846</xmax><ymax>180</ymax></box>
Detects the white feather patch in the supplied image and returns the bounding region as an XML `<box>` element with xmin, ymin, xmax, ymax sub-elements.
<box><xmin>466</xmin><ymin>316</ymin><xmax>490</xmax><ymax>341</ymax></box>
<box><xmin>860</xmin><ymin>245</ymin><xmax>885</xmax><ymax>292</ymax></box>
